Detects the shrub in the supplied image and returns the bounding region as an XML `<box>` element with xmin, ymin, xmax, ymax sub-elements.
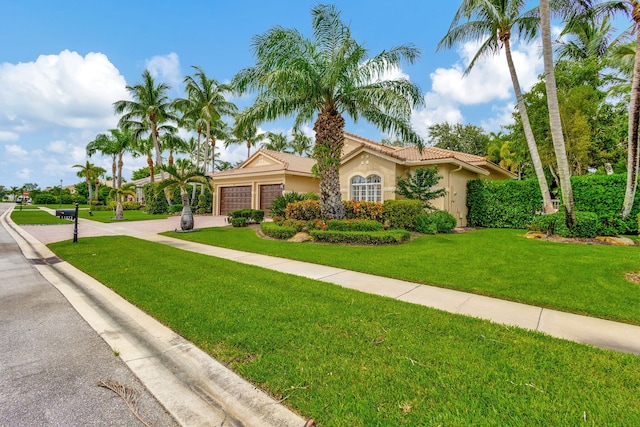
<box><xmin>260</xmin><ymin>222</ymin><xmax>297</xmax><ymax>240</ymax></box>
<box><xmin>528</xmin><ymin>212</ymin><xmax>562</xmax><ymax>235</ymax></box>
<box><xmin>196</xmin><ymin>193</ymin><xmax>208</xmax><ymax>214</ymax></box>
<box><xmin>284</xmin><ymin>200</ymin><xmax>322</xmax><ymax>221</ymax></box>
<box><xmin>467</xmin><ymin>179</ymin><xmax>543</xmax><ymax>229</ymax></box>
<box><xmin>168</xmin><ymin>204</ymin><xmax>183</xmax><ymax>214</ymax></box>
<box><xmin>415</xmin><ymin>210</ymin><xmax>457</xmax><ymax>234</ymax></box>
<box><xmin>342</xmin><ymin>200</ymin><xmax>384</xmax><ymax>221</ymax></box>
<box><xmin>310</xmin><ymin>229</ymin><xmax>411</xmax><ymax>245</ymax></box>
<box><xmin>107</xmin><ymin>200</ymin><xmax>143</xmax><ymax>211</ymax></box>
<box><xmin>34</xmin><ymin>193</ymin><xmax>57</xmax><ymax>205</ymax></box>
<box><xmin>550</xmin><ymin>211</ymin><xmax>599</xmax><ymax>238</ymax></box>
<box><xmin>228</xmin><ymin>209</ymin><xmax>264</xmax><ymax>224</ymax></box>
<box><xmin>231</xmin><ymin>217</ymin><xmax>247</xmax><ymax>227</ymax></box>
<box><xmin>143</xmin><ymin>183</ymin><xmax>169</xmax><ymax>214</ymax></box>
<box><xmin>270</xmin><ymin>192</ymin><xmax>319</xmax><ymax>217</ymax></box>
<box><xmin>383</xmin><ymin>200</ymin><xmax>423</xmax><ymax>230</ymax></box>
<box><xmin>326</xmin><ymin>219</ymin><xmax>383</xmax><ymax>232</ymax></box>
<box><xmin>638</xmin><ymin>213</ymin><xmax>640</xmax><ymax>235</ymax></box>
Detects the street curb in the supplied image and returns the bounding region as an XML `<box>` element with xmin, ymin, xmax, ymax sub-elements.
<box><xmin>1</xmin><ymin>207</ymin><xmax>309</xmax><ymax>427</ymax></box>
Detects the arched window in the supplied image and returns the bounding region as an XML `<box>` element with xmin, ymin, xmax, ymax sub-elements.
<box><xmin>350</xmin><ymin>174</ymin><xmax>382</xmax><ymax>202</ymax></box>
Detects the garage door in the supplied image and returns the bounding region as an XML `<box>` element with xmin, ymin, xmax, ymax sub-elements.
<box><xmin>220</xmin><ymin>186</ymin><xmax>251</xmax><ymax>215</ymax></box>
<box><xmin>260</xmin><ymin>184</ymin><xmax>283</xmax><ymax>215</ymax></box>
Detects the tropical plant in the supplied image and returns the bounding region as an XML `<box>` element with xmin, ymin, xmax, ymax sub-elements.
<box><xmin>155</xmin><ymin>160</ymin><xmax>212</xmax><ymax>231</ymax></box>
<box><xmin>263</xmin><ymin>132</ymin><xmax>291</xmax><ymax>152</ymax></box>
<box><xmin>290</xmin><ymin>131</ymin><xmax>313</xmax><ymax>156</ymax></box>
<box><xmin>72</xmin><ymin>161</ymin><xmax>106</xmax><ymax>209</ymax></box>
<box><xmin>395</xmin><ymin>168</ymin><xmax>448</xmax><ymax>210</ymax></box>
<box><xmin>438</xmin><ymin>0</ymin><xmax>554</xmax><ymax>213</ymax></box>
<box><xmin>114</xmin><ymin>69</ymin><xmax>177</xmax><ymax>180</ymax></box>
<box><xmin>226</xmin><ymin>121</ymin><xmax>267</xmax><ymax>159</ymax></box>
<box><xmin>108</xmin><ymin>183</ymin><xmax>137</xmax><ymax>220</ymax></box>
<box><xmin>540</xmin><ymin>0</ymin><xmax>576</xmax><ymax>226</ymax></box>
<box><xmin>427</xmin><ymin>123</ymin><xmax>490</xmax><ymax>156</ymax></box>
<box><xmin>174</xmin><ymin>66</ymin><xmax>238</xmax><ymax>174</ymax></box>
<box><xmin>234</xmin><ymin>4</ymin><xmax>423</xmax><ymax>219</ymax></box>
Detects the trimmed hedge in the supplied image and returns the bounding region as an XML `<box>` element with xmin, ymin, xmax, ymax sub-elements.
<box><xmin>383</xmin><ymin>200</ymin><xmax>423</xmax><ymax>230</ymax></box>
<box><xmin>107</xmin><ymin>201</ymin><xmax>142</xmax><ymax>211</ymax></box>
<box><xmin>342</xmin><ymin>200</ymin><xmax>384</xmax><ymax>221</ymax></box>
<box><xmin>231</xmin><ymin>217</ymin><xmax>247</xmax><ymax>227</ymax></box>
<box><xmin>325</xmin><ymin>219</ymin><xmax>383</xmax><ymax>232</ymax></box>
<box><xmin>467</xmin><ymin>179</ymin><xmax>542</xmax><ymax>229</ymax></box>
<box><xmin>228</xmin><ymin>209</ymin><xmax>264</xmax><ymax>224</ymax></box>
<box><xmin>260</xmin><ymin>222</ymin><xmax>297</xmax><ymax>240</ymax></box>
<box><xmin>310</xmin><ymin>229</ymin><xmax>411</xmax><ymax>245</ymax></box>
<box><xmin>270</xmin><ymin>192</ymin><xmax>319</xmax><ymax>217</ymax></box>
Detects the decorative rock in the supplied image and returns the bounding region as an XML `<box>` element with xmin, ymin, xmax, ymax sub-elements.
<box><xmin>595</xmin><ymin>236</ymin><xmax>636</xmax><ymax>246</ymax></box>
<box><xmin>288</xmin><ymin>232</ymin><xmax>313</xmax><ymax>243</ymax></box>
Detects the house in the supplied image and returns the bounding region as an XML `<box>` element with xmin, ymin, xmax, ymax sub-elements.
<box><xmin>211</xmin><ymin>132</ymin><xmax>515</xmax><ymax>226</ymax></box>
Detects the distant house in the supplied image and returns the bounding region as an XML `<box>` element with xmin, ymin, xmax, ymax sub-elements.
<box><xmin>212</xmin><ymin>132</ymin><xmax>515</xmax><ymax>226</ymax></box>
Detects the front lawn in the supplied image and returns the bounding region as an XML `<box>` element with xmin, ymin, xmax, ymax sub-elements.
<box><xmin>10</xmin><ymin>209</ymin><xmax>73</xmax><ymax>225</ymax></box>
<box><xmin>78</xmin><ymin>210</ymin><xmax>169</xmax><ymax>223</ymax></box>
<box><xmin>163</xmin><ymin>227</ymin><xmax>640</xmax><ymax>325</ymax></box>
<box><xmin>49</xmin><ymin>236</ymin><xmax>640</xmax><ymax>426</ymax></box>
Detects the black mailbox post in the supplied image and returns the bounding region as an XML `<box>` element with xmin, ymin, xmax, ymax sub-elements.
<box><xmin>55</xmin><ymin>209</ymin><xmax>76</xmax><ymax>219</ymax></box>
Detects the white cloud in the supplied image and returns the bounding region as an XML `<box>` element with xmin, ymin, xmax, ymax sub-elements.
<box><xmin>0</xmin><ymin>50</ymin><xmax>127</xmax><ymax>132</ymax></box>
<box><xmin>481</xmin><ymin>102</ymin><xmax>517</xmax><ymax>133</ymax></box>
<box><xmin>16</xmin><ymin>168</ymin><xmax>31</xmax><ymax>179</ymax></box>
<box><xmin>146</xmin><ymin>53</ymin><xmax>181</xmax><ymax>87</ymax></box>
<box><xmin>0</xmin><ymin>131</ymin><xmax>19</xmax><ymax>141</ymax></box>
<box><xmin>5</xmin><ymin>144</ymin><xmax>28</xmax><ymax>157</ymax></box>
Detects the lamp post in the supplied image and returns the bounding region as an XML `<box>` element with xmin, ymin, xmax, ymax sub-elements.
<box><xmin>60</xmin><ymin>179</ymin><xmax>63</xmax><ymax>206</ymax></box>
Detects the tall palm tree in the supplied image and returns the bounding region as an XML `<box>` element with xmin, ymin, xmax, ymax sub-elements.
<box><xmin>161</xmin><ymin>132</ymin><xmax>189</xmax><ymax>167</ymax></box>
<box><xmin>114</xmin><ymin>70</ymin><xmax>177</xmax><ymax>178</ymax></box>
<box><xmin>132</xmin><ymin>135</ymin><xmax>157</xmax><ymax>182</ymax></box>
<box><xmin>438</xmin><ymin>0</ymin><xmax>555</xmax><ymax>213</ymax></box>
<box><xmin>72</xmin><ymin>161</ymin><xmax>106</xmax><ymax>209</ymax></box>
<box><xmin>226</xmin><ymin>121</ymin><xmax>267</xmax><ymax>159</ymax></box>
<box><xmin>263</xmin><ymin>132</ymin><xmax>291</xmax><ymax>153</ymax></box>
<box><xmin>541</xmin><ymin>0</ymin><xmax>577</xmax><ymax>226</ymax></box>
<box><xmin>174</xmin><ymin>66</ymin><xmax>238</xmax><ymax>174</ymax></box>
<box><xmin>557</xmin><ymin>15</ymin><xmax>617</xmax><ymax>60</ymax></box>
<box><xmin>234</xmin><ymin>4</ymin><xmax>423</xmax><ymax>219</ymax></box>
<box><xmin>290</xmin><ymin>131</ymin><xmax>313</xmax><ymax>156</ymax></box>
<box><xmin>86</xmin><ymin>132</ymin><xmax>118</xmax><ymax>188</ymax></box>
<box><xmin>109</xmin><ymin>183</ymin><xmax>136</xmax><ymax>220</ymax></box>
<box><xmin>155</xmin><ymin>161</ymin><xmax>212</xmax><ymax>231</ymax></box>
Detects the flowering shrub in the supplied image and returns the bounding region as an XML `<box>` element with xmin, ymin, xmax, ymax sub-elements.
<box><xmin>284</xmin><ymin>200</ymin><xmax>322</xmax><ymax>220</ymax></box>
<box><xmin>342</xmin><ymin>200</ymin><xmax>384</xmax><ymax>221</ymax></box>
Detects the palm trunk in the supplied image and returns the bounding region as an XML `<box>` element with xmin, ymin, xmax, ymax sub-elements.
<box><xmin>622</xmin><ymin>6</ymin><xmax>640</xmax><ymax>219</ymax></box>
<box><xmin>540</xmin><ymin>0</ymin><xmax>576</xmax><ymax>227</ymax></box>
<box><xmin>148</xmin><ymin>155</ymin><xmax>155</xmax><ymax>183</ymax></box>
<box><xmin>503</xmin><ymin>37</ymin><xmax>554</xmax><ymax>213</ymax></box>
<box><xmin>211</xmin><ymin>138</ymin><xmax>217</xmax><ymax>173</ymax></box>
<box><xmin>247</xmin><ymin>140</ymin><xmax>252</xmax><ymax>158</ymax></box>
<box><xmin>87</xmin><ymin>177</ymin><xmax>93</xmax><ymax>210</ymax></box>
<box><xmin>116</xmin><ymin>153</ymin><xmax>124</xmax><ymax>220</ymax></box>
<box><xmin>150</xmin><ymin>122</ymin><xmax>164</xmax><ymax>178</ymax></box>
<box><xmin>111</xmin><ymin>155</ymin><xmax>117</xmax><ymax>189</ymax></box>
<box><xmin>313</xmin><ymin>109</ymin><xmax>346</xmax><ymax>219</ymax></box>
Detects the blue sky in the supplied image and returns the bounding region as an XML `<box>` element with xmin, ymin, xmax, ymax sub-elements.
<box><xmin>0</xmin><ymin>1</ymin><xmax>566</xmax><ymax>189</ymax></box>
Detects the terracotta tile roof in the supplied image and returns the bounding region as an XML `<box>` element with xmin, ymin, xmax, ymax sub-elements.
<box><xmin>393</xmin><ymin>146</ymin><xmax>487</xmax><ymax>163</ymax></box>
<box><xmin>212</xmin><ymin>149</ymin><xmax>315</xmax><ymax>178</ymax></box>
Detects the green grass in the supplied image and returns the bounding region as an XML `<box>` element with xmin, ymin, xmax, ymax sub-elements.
<box><xmin>10</xmin><ymin>209</ymin><xmax>72</xmax><ymax>224</ymax></box>
<box><xmin>78</xmin><ymin>210</ymin><xmax>169</xmax><ymax>222</ymax></box>
<box><xmin>162</xmin><ymin>227</ymin><xmax>640</xmax><ymax>325</ymax></box>
<box><xmin>36</xmin><ymin>203</ymin><xmax>90</xmax><ymax>209</ymax></box>
<box><xmin>49</xmin><ymin>236</ymin><xmax>640</xmax><ymax>426</ymax></box>
<box><xmin>11</xmin><ymin>204</ymin><xmax>40</xmax><ymax>210</ymax></box>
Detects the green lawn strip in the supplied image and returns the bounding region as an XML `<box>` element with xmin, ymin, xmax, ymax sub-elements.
<box><xmin>12</xmin><ymin>204</ymin><xmax>40</xmax><ymax>210</ymax></box>
<box><xmin>162</xmin><ymin>227</ymin><xmax>640</xmax><ymax>325</ymax></box>
<box><xmin>36</xmin><ymin>204</ymin><xmax>90</xmax><ymax>209</ymax></box>
<box><xmin>10</xmin><ymin>209</ymin><xmax>72</xmax><ymax>225</ymax></box>
<box><xmin>77</xmin><ymin>210</ymin><xmax>169</xmax><ymax>223</ymax></box>
<box><xmin>49</xmin><ymin>235</ymin><xmax>640</xmax><ymax>426</ymax></box>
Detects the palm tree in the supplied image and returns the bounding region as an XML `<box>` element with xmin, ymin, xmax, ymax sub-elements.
<box><xmin>109</xmin><ymin>183</ymin><xmax>136</xmax><ymax>220</ymax></box>
<box><xmin>263</xmin><ymin>132</ymin><xmax>291</xmax><ymax>153</ymax></box>
<box><xmin>155</xmin><ymin>161</ymin><xmax>212</xmax><ymax>231</ymax></box>
<box><xmin>226</xmin><ymin>122</ymin><xmax>267</xmax><ymax>159</ymax></box>
<box><xmin>557</xmin><ymin>15</ymin><xmax>617</xmax><ymax>60</ymax></box>
<box><xmin>72</xmin><ymin>161</ymin><xmax>106</xmax><ymax>209</ymax></box>
<box><xmin>114</xmin><ymin>70</ymin><xmax>177</xmax><ymax>178</ymax></box>
<box><xmin>234</xmin><ymin>4</ymin><xmax>423</xmax><ymax>219</ymax></box>
<box><xmin>132</xmin><ymin>136</ymin><xmax>157</xmax><ymax>182</ymax></box>
<box><xmin>290</xmin><ymin>131</ymin><xmax>313</xmax><ymax>156</ymax></box>
<box><xmin>438</xmin><ymin>0</ymin><xmax>555</xmax><ymax>213</ymax></box>
<box><xmin>161</xmin><ymin>132</ymin><xmax>189</xmax><ymax>167</ymax></box>
<box><xmin>541</xmin><ymin>0</ymin><xmax>577</xmax><ymax>226</ymax></box>
<box><xmin>86</xmin><ymin>132</ymin><xmax>118</xmax><ymax>188</ymax></box>
<box><xmin>9</xmin><ymin>186</ymin><xmax>20</xmax><ymax>202</ymax></box>
<box><xmin>174</xmin><ymin>66</ymin><xmax>238</xmax><ymax>174</ymax></box>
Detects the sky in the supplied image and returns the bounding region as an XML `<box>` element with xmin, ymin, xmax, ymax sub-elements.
<box><xmin>0</xmin><ymin>0</ymin><xmax>573</xmax><ymax>189</ymax></box>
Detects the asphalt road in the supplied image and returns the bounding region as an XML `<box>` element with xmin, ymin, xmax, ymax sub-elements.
<box><xmin>0</xmin><ymin>203</ymin><xmax>179</xmax><ymax>427</ymax></box>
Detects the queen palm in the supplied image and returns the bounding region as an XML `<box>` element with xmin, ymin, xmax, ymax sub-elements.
<box><xmin>72</xmin><ymin>161</ymin><xmax>106</xmax><ymax>210</ymax></box>
<box><xmin>263</xmin><ymin>132</ymin><xmax>291</xmax><ymax>153</ymax></box>
<box><xmin>226</xmin><ymin>121</ymin><xmax>267</xmax><ymax>159</ymax></box>
<box><xmin>439</xmin><ymin>0</ymin><xmax>554</xmax><ymax>213</ymax></box>
<box><xmin>290</xmin><ymin>131</ymin><xmax>313</xmax><ymax>156</ymax></box>
<box><xmin>114</xmin><ymin>70</ymin><xmax>177</xmax><ymax>178</ymax></box>
<box><xmin>174</xmin><ymin>66</ymin><xmax>237</xmax><ymax>174</ymax></box>
<box><xmin>234</xmin><ymin>4</ymin><xmax>423</xmax><ymax>219</ymax></box>
<box><xmin>155</xmin><ymin>160</ymin><xmax>211</xmax><ymax>231</ymax></box>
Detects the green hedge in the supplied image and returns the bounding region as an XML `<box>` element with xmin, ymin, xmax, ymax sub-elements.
<box><xmin>270</xmin><ymin>192</ymin><xmax>319</xmax><ymax>217</ymax></box>
<box><xmin>467</xmin><ymin>179</ymin><xmax>543</xmax><ymax>229</ymax></box>
<box><xmin>310</xmin><ymin>229</ymin><xmax>411</xmax><ymax>245</ymax></box>
<box><xmin>228</xmin><ymin>209</ymin><xmax>264</xmax><ymax>224</ymax></box>
<box><xmin>260</xmin><ymin>222</ymin><xmax>297</xmax><ymax>240</ymax></box>
<box><xmin>530</xmin><ymin>211</ymin><xmax>600</xmax><ymax>238</ymax></box>
<box><xmin>325</xmin><ymin>219</ymin><xmax>383</xmax><ymax>232</ymax></box>
<box><xmin>415</xmin><ymin>210</ymin><xmax>457</xmax><ymax>234</ymax></box>
<box><xmin>107</xmin><ymin>201</ymin><xmax>142</xmax><ymax>211</ymax></box>
<box><xmin>383</xmin><ymin>200</ymin><xmax>423</xmax><ymax>230</ymax></box>
<box><xmin>231</xmin><ymin>217</ymin><xmax>247</xmax><ymax>227</ymax></box>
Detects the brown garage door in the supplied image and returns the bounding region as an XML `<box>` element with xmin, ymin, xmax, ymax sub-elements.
<box><xmin>220</xmin><ymin>186</ymin><xmax>251</xmax><ymax>215</ymax></box>
<box><xmin>260</xmin><ymin>184</ymin><xmax>283</xmax><ymax>215</ymax></box>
